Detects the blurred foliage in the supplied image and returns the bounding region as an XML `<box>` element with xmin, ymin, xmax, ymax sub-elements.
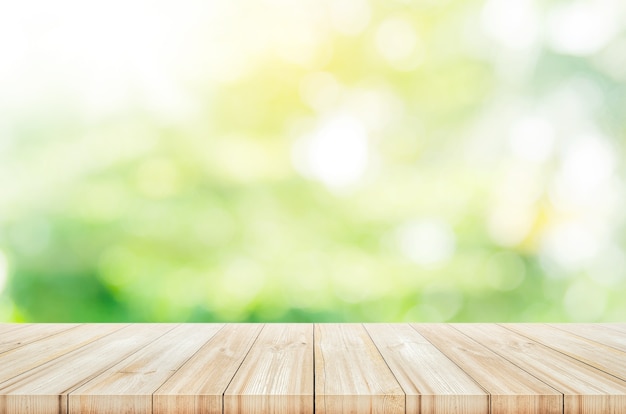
<box><xmin>1</xmin><ymin>0</ymin><xmax>626</xmax><ymax>322</ymax></box>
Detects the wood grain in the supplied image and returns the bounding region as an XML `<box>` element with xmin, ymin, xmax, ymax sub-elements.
<box><xmin>315</xmin><ymin>323</ymin><xmax>404</xmax><ymax>414</ymax></box>
<box><xmin>600</xmin><ymin>324</ymin><xmax>626</xmax><ymax>335</ymax></box>
<box><xmin>224</xmin><ymin>323</ymin><xmax>313</xmax><ymax>414</ymax></box>
<box><xmin>548</xmin><ymin>323</ymin><xmax>626</xmax><ymax>353</ymax></box>
<box><xmin>0</xmin><ymin>324</ymin><xmax>13</xmax><ymax>330</ymax></box>
<box><xmin>154</xmin><ymin>323</ymin><xmax>263</xmax><ymax>414</ymax></box>
<box><xmin>412</xmin><ymin>323</ymin><xmax>562</xmax><ymax>414</ymax></box>
<box><xmin>0</xmin><ymin>324</ymin><xmax>173</xmax><ymax>414</ymax></box>
<box><xmin>503</xmin><ymin>323</ymin><xmax>626</xmax><ymax>382</ymax></box>
<box><xmin>0</xmin><ymin>324</ymin><xmax>28</xmax><ymax>334</ymax></box>
<box><xmin>365</xmin><ymin>323</ymin><xmax>488</xmax><ymax>414</ymax></box>
<box><xmin>69</xmin><ymin>324</ymin><xmax>223</xmax><ymax>414</ymax></box>
<box><xmin>456</xmin><ymin>323</ymin><xmax>626</xmax><ymax>414</ymax></box>
<box><xmin>0</xmin><ymin>323</ymin><xmax>78</xmax><ymax>355</ymax></box>
<box><xmin>0</xmin><ymin>324</ymin><xmax>124</xmax><ymax>386</ymax></box>
<box><xmin>0</xmin><ymin>323</ymin><xmax>625</xmax><ymax>414</ymax></box>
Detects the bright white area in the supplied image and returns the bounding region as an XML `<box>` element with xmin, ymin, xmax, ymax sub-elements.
<box><xmin>481</xmin><ymin>0</ymin><xmax>539</xmax><ymax>50</ymax></box>
<box><xmin>375</xmin><ymin>16</ymin><xmax>424</xmax><ymax>70</ymax></box>
<box><xmin>508</xmin><ymin>116</ymin><xmax>555</xmax><ymax>162</ymax></box>
<box><xmin>547</xmin><ymin>1</ymin><xmax>620</xmax><ymax>56</ymax></box>
<box><xmin>292</xmin><ymin>115</ymin><xmax>369</xmax><ymax>191</ymax></box>
<box><xmin>395</xmin><ymin>218</ymin><xmax>456</xmax><ymax>267</ymax></box>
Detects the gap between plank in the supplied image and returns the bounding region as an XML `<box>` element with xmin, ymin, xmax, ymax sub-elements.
<box><xmin>0</xmin><ymin>324</ymin><xmax>128</xmax><ymax>394</ymax></box>
<box><xmin>0</xmin><ymin>324</ymin><xmax>83</xmax><ymax>357</ymax></box>
<box><xmin>451</xmin><ymin>325</ymin><xmax>564</xmax><ymax>414</ymax></box>
<box><xmin>497</xmin><ymin>323</ymin><xmax>626</xmax><ymax>385</ymax></box>
<box><xmin>547</xmin><ymin>324</ymin><xmax>626</xmax><ymax>354</ymax></box>
<box><xmin>315</xmin><ymin>324</ymin><xmax>329</xmax><ymax>414</ymax></box>
<box><xmin>63</xmin><ymin>324</ymin><xmax>179</xmax><ymax>414</ymax></box>
<box><xmin>361</xmin><ymin>324</ymin><xmax>407</xmax><ymax>414</ymax></box>
<box><xmin>220</xmin><ymin>324</ymin><xmax>265</xmax><ymax>414</ymax></box>
<box><xmin>150</xmin><ymin>324</ymin><xmax>228</xmax><ymax>414</ymax></box>
<box><xmin>406</xmin><ymin>324</ymin><xmax>493</xmax><ymax>414</ymax></box>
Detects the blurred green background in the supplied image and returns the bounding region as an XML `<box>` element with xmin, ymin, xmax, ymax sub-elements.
<box><xmin>1</xmin><ymin>0</ymin><xmax>625</xmax><ymax>323</ymax></box>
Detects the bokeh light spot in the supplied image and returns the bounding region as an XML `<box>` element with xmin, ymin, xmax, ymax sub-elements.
<box><xmin>0</xmin><ymin>0</ymin><xmax>624</xmax><ymax>323</ymax></box>
<box><xmin>330</xmin><ymin>0</ymin><xmax>371</xmax><ymax>36</ymax></box>
<box><xmin>292</xmin><ymin>115</ymin><xmax>369</xmax><ymax>190</ymax></box>
<box><xmin>508</xmin><ymin>116</ymin><xmax>555</xmax><ymax>163</ymax></box>
<box><xmin>396</xmin><ymin>219</ymin><xmax>456</xmax><ymax>267</ymax></box>
<box><xmin>375</xmin><ymin>17</ymin><xmax>424</xmax><ymax>71</ymax></box>
<box><xmin>481</xmin><ymin>0</ymin><xmax>539</xmax><ymax>50</ymax></box>
<box><xmin>564</xmin><ymin>279</ymin><xmax>607</xmax><ymax>321</ymax></box>
<box><xmin>547</xmin><ymin>1</ymin><xmax>618</xmax><ymax>56</ymax></box>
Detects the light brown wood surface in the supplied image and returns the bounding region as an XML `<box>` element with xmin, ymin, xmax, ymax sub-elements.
<box><xmin>1</xmin><ymin>323</ymin><xmax>626</xmax><ymax>413</ymax></box>
<box><xmin>412</xmin><ymin>323</ymin><xmax>562</xmax><ymax>414</ymax></box>
<box><xmin>365</xmin><ymin>323</ymin><xmax>487</xmax><ymax>414</ymax></box>
<box><xmin>456</xmin><ymin>324</ymin><xmax>626</xmax><ymax>414</ymax></box>
<box><xmin>70</xmin><ymin>324</ymin><xmax>223</xmax><ymax>414</ymax></box>
<box><xmin>601</xmin><ymin>324</ymin><xmax>626</xmax><ymax>335</ymax></box>
<box><xmin>0</xmin><ymin>324</ymin><xmax>124</xmax><ymax>386</ymax></box>
<box><xmin>0</xmin><ymin>324</ymin><xmax>172</xmax><ymax>414</ymax></box>
<box><xmin>315</xmin><ymin>323</ymin><xmax>404</xmax><ymax>414</ymax></box>
<box><xmin>503</xmin><ymin>323</ymin><xmax>626</xmax><ymax>382</ymax></box>
<box><xmin>224</xmin><ymin>323</ymin><xmax>313</xmax><ymax>414</ymax></box>
<box><xmin>154</xmin><ymin>324</ymin><xmax>262</xmax><ymax>414</ymax></box>
<box><xmin>0</xmin><ymin>324</ymin><xmax>78</xmax><ymax>355</ymax></box>
<box><xmin>548</xmin><ymin>323</ymin><xmax>626</xmax><ymax>353</ymax></box>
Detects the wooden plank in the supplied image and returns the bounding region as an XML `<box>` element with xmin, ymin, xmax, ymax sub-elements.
<box><xmin>154</xmin><ymin>323</ymin><xmax>263</xmax><ymax>414</ymax></box>
<box><xmin>365</xmin><ymin>323</ymin><xmax>488</xmax><ymax>414</ymax></box>
<box><xmin>2</xmin><ymin>323</ymin><xmax>626</xmax><ymax>414</ymax></box>
<box><xmin>549</xmin><ymin>324</ymin><xmax>626</xmax><ymax>353</ymax></box>
<box><xmin>315</xmin><ymin>323</ymin><xmax>404</xmax><ymax>414</ymax></box>
<box><xmin>456</xmin><ymin>323</ymin><xmax>626</xmax><ymax>414</ymax></box>
<box><xmin>69</xmin><ymin>324</ymin><xmax>223</xmax><ymax>414</ymax></box>
<box><xmin>0</xmin><ymin>324</ymin><xmax>124</xmax><ymax>386</ymax></box>
<box><xmin>0</xmin><ymin>324</ymin><xmax>26</xmax><ymax>334</ymax></box>
<box><xmin>0</xmin><ymin>324</ymin><xmax>79</xmax><ymax>355</ymax></box>
<box><xmin>503</xmin><ymin>324</ymin><xmax>626</xmax><ymax>382</ymax></box>
<box><xmin>600</xmin><ymin>324</ymin><xmax>626</xmax><ymax>333</ymax></box>
<box><xmin>224</xmin><ymin>323</ymin><xmax>313</xmax><ymax>414</ymax></box>
<box><xmin>411</xmin><ymin>323</ymin><xmax>562</xmax><ymax>414</ymax></box>
<box><xmin>0</xmin><ymin>324</ymin><xmax>174</xmax><ymax>414</ymax></box>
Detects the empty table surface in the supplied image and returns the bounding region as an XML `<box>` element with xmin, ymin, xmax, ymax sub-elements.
<box><xmin>0</xmin><ymin>323</ymin><xmax>625</xmax><ymax>414</ymax></box>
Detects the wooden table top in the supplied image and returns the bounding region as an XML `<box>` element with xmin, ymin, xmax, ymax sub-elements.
<box><xmin>0</xmin><ymin>323</ymin><xmax>625</xmax><ymax>414</ymax></box>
